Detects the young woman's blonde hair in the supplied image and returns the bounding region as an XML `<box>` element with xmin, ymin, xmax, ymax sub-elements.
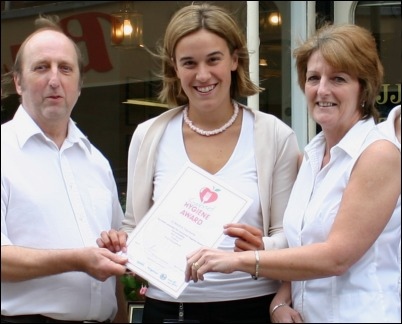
<box><xmin>156</xmin><ymin>3</ymin><xmax>263</xmax><ymax>107</ymax></box>
<box><xmin>293</xmin><ymin>23</ymin><xmax>384</xmax><ymax>121</ymax></box>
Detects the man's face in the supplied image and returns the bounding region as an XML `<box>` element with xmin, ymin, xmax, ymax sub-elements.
<box><xmin>14</xmin><ymin>30</ymin><xmax>81</xmax><ymax>126</ymax></box>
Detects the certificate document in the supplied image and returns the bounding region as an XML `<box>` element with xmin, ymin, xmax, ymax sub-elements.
<box><xmin>125</xmin><ymin>162</ymin><xmax>253</xmax><ymax>299</ymax></box>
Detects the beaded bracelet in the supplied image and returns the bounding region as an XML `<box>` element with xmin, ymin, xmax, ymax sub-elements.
<box><xmin>251</xmin><ymin>250</ymin><xmax>260</xmax><ymax>280</ymax></box>
<box><xmin>271</xmin><ymin>303</ymin><xmax>287</xmax><ymax>316</ymax></box>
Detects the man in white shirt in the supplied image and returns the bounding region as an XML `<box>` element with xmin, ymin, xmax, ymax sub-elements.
<box><xmin>1</xmin><ymin>15</ymin><xmax>128</xmax><ymax>323</ymax></box>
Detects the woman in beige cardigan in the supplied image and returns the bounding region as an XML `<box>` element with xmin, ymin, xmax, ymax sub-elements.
<box><xmin>97</xmin><ymin>3</ymin><xmax>299</xmax><ymax>323</ymax></box>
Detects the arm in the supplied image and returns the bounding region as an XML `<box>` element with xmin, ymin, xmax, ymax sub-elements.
<box><xmin>186</xmin><ymin>140</ymin><xmax>400</xmax><ymax>281</ymax></box>
<box><xmin>1</xmin><ymin>245</ymin><xmax>127</xmax><ymax>282</ymax></box>
<box><xmin>121</xmin><ymin>113</ymin><xmax>172</xmax><ymax>234</ymax></box>
<box><xmin>263</xmin><ymin>131</ymin><xmax>299</xmax><ymax>249</ymax></box>
<box><xmin>297</xmin><ymin>152</ymin><xmax>304</xmax><ymax>170</ymax></box>
<box><xmin>96</xmin><ymin>123</ymin><xmax>147</xmax><ymax>254</ymax></box>
<box><xmin>224</xmin><ymin>129</ymin><xmax>299</xmax><ymax>252</ymax></box>
<box><xmin>270</xmin><ymin>281</ymin><xmax>303</xmax><ymax>323</ymax></box>
<box><xmin>120</xmin><ymin>124</ymin><xmax>144</xmax><ymax>234</ymax></box>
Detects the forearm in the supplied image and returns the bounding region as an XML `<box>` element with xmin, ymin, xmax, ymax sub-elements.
<box><xmin>236</xmin><ymin>243</ymin><xmax>345</xmax><ymax>281</ymax></box>
<box><xmin>270</xmin><ymin>281</ymin><xmax>292</xmax><ymax>311</ymax></box>
<box><xmin>270</xmin><ymin>281</ymin><xmax>304</xmax><ymax>323</ymax></box>
<box><xmin>1</xmin><ymin>245</ymin><xmax>84</xmax><ymax>282</ymax></box>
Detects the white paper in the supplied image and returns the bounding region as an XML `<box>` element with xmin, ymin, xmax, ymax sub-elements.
<box><xmin>125</xmin><ymin>162</ymin><xmax>253</xmax><ymax>299</ymax></box>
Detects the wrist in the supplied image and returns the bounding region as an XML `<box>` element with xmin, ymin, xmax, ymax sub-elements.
<box><xmin>251</xmin><ymin>250</ymin><xmax>260</xmax><ymax>280</ymax></box>
<box><xmin>271</xmin><ymin>302</ymin><xmax>287</xmax><ymax>316</ymax></box>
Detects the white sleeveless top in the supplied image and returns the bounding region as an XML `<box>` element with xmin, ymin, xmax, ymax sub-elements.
<box><xmin>284</xmin><ymin>119</ymin><xmax>401</xmax><ymax>322</ymax></box>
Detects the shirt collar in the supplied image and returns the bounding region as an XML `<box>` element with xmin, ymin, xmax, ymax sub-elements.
<box><xmin>305</xmin><ymin>118</ymin><xmax>376</xmax><ymax>160</ymax></box>
<box><xmin>336</xmin><ymin>118</ymin><xmax>376</xmax><ymax>157</ymax></box>
<box><xmin>13</xmin><ymin>105</ymin><xmax>92</xmax><ymax>153</ymax></box>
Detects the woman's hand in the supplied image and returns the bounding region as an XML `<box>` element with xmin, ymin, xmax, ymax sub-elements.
<box><xmin>224</xmin><ymin>223</ymin><xmax>264</xmax><ymax>252</ymax></box>
<box><xmin>270</xmin><ymin>303</ymin><xmax>303</xmax><ymax>323</ymax></box>
<box><xmin>270</xmin><ymin>282</ymin><xmax>303</xmax><ymax>323</ymax></box>
<box><xmin>96</xmin><ymin>229</ymin><xmax>128</xmax><ymax>253</ymax></box>
<box><xmin>185</xmin><ymin>247</ymin><xmax>240</xmax><ymax>282</ymax></box>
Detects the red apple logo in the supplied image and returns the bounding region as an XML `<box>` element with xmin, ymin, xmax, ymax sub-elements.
<box><xmin>199</xmin><ymin>187</ymin><xmax>219</xmax><ymax>203</ymax></box>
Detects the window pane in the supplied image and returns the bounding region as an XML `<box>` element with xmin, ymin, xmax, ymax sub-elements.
<box><xmin>356</xmin><ymin>1</ymin><xmax>401</xmax><ymax>120</ymax></box>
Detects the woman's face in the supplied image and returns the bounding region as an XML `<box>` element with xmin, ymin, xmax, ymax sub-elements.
<box><xmin>305</xmin><ymin>50</ymin><xmax>362</xmax><ymax>135</ymax></box>
<box><xmin>173</xmin><ymin>29</ymin><xmax>238</xmax><ymax>110</ymax></box>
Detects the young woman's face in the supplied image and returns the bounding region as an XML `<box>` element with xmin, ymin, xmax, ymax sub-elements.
<box><xmin>305</xmin><ymin>50</ymin><xmax>362</xmax><ymax>135</ymax></box>
<box><xmin>174</xmin><ymin>29</ymin><xmax>238</xmax><ymax>110</ymax></box>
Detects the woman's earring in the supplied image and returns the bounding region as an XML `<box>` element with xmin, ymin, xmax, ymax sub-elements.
<box><xmin>361</xmin><ymin>101</ymin><xmax>365</xmax><ymax>108</ymax></box>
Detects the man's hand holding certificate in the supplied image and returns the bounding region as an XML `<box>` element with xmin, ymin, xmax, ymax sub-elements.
<box><xmin>125</xmin><ymin>163</ymin><xmax>253</xmax><ymax>299</ymax></box>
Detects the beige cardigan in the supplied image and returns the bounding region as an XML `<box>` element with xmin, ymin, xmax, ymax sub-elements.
<box><xmin>122</xmin><ymin>103</ymin><xmax>300</xmax><ymax>250</ymax></box>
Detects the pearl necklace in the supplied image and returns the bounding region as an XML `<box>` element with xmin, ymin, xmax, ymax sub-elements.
<box><xmin>183</xmin><ymin>101</ymin><xmax>239</xmax><ymax>136</ymax></box>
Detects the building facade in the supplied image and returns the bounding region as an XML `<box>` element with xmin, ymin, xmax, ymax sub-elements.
<box><xmin>2</xmin><ymin>1</ymin><xmax>401</xmax><ymax>199</ymax></box>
